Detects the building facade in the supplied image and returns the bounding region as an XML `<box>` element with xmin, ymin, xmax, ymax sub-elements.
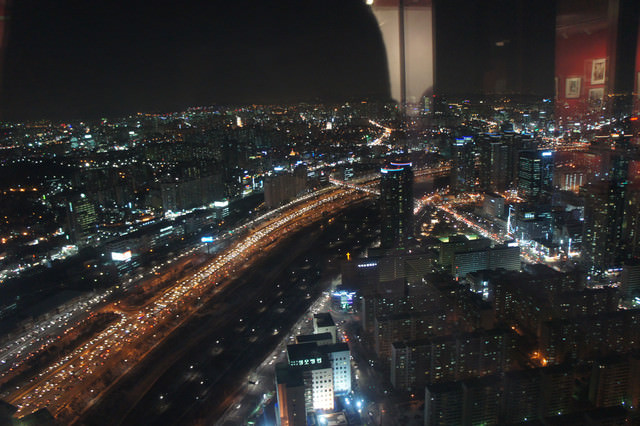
<box><xmin>380</xmin><ymin>162</ymin><xmax>414</xmax><ymax>248</ymax></box>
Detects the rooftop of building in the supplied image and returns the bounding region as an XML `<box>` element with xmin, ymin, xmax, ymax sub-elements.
<box><xmin>318</xmin><ymin>411</ymin><xmax>349</xmax><ymax>426</ymax></box>
<box><xmin>461</xmin><ymin>374</ymin><xmax>501</xmax><ymax>389</ymax></box>
<box><xmin>392</xmin><ymin>328</ymin><xmax>511</xmax><ymax>349</ymax></box>
<box><xmin>438</xmin><ymin>234</ymin><xmax>481</xmax><ymax>244</ymax></box>
<box><xmin>296</xmin><ymin>332</ymin><xmax>332</xmax><ymax>344</ymax></box>
<box><xmin>376</xmin><ymin>309</ymin><xmax>446</xmax><ymax>323</ymax></box>
<box><xmin>287</xmin><ymin>342</ymin><xmax>322</xmax><ymax>362</ymax></box>
<box><xmin>275</xmin><ymin>362</ymin><xmax>304</xmax><ymax>387</ymax></box>
<box><xmin>314</xmin><ymin>312</ymin><xmax>335</xmax><ymax>328</ymax></box>
<box><xmin>320</xmin><ymin>342</ymin><xmax>349</xmax><ymax>354</ymax></box>
<box><xmin>483</xmin><ymin>192</ymin><xmax>504</xmax><ymax>199</ymax></box>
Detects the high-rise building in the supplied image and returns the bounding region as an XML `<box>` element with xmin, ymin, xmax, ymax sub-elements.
<box><xmin>451</xmin><ymin>244</ymin><xmax>521</xmax><ymax>279</ymax></box>
<box><xmin>323</xmin><ymin>343</ymin><xmax>351</xmax><ymax>395</ymax></box>
<box><xmin>275</xmin><ymin>365</ymin><xmax>307</xmax><ymax>426</ymax></box>
<box><xmin>380</xmin><ymin>162</ymin><xmax>413</xmax><ymax>248</ymax></box>
<box><xmin>424</xmin><ymin>381</ymin><xmax>464</xmax><ymax>426</ymax></box>
<box><xmin>275</xmin><ymin>314</ymin><xmax>352</xmax><ymax>423</ymax></box>
<box><xmin>461</xmin><ymin>376</ymin><xmax>501</xmax><ymax>426</ymax></box>
<box><xmin>424</xmin><ymin>375</ymin><xmax>502</xmax><ymax>426</ymax></box>
<box><xmin>375</xmin><ymin>311</ymin><xmax>449</xmax><ymax>364</ymax></box>
<box><xmin>540</xmin><ymin>364</ymin><xmax>574</xmax><ymax>416</ymax></box>
<box><xmin>264</xmin><ymin>165</ymin><xmax>307</xmax><ymax>208</ymax></box>
<box><xmin>437</xmin><ymin>234</ymin><xmax>491</xmax><ymax>269</ymax></box>
<box><xmin>588</xmin><ymin>356</ymin><xmax>633</xmax><ymax>408</ymax></box>
<box><xmin>390</xmin><ymin>329</ymin><xmax>513</xmax><ymax>392</ymax></box>
<box><xmin>635</xmin><ymin>16</ymin><xmax>640</xmax><ymax>125</ymax></box>
<box><xmin>450</xmin><ymin>137</ymin><xmax>477</xmax><ymax>193</ymax></box>
<box><xmin>482</xmin><ymin>193</ymin><xmax>505</xmax><ymax>219</ymax></box>
<box><xmin>582</xmin><ymin>180</ymin><xmax>628</xmax><ymax>273</ymax></box>
<box><xmin>285</xmin><ymin>343</ymin><xmax>335</xmax><ymax>412</ymax></box>
<box><xmin>66</xmin><ymin>194</ymin><xmax>98</xmax><ymax>244</ymax></box>
<box><xmin>621</xmin><ymin>262</ymin><xmax>640</xmax><ymax>299</ymax></box>
<box><xmin>503</xmin><ymin>369</ymin><xmax>543</xmax><ymax>423</ymax></box>
<box><xmin>518</xmin><ymin>150</ymin><xmax>554</xmax><ymax>202</ymax></box>
<box><xmin>478</xmin><ymin>135</ymin><xmax>510</xmax><ymax>192</ymax></box>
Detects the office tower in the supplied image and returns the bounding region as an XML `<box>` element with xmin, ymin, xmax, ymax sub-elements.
<box><xmin>380</xmin><ymin>162</ymin><xmax>413</xmax><ymax>248</ymax></box>
<box><xmin>66</xmin><ymin>194</ymin><xmax>98</xmax><ymax>244</ymax></box>
<box><xmin>625</xmin><ymin>190</ymin><xmax>640</xmax><ymax>260</ymax></box>
<box><xmin>621</xmin><ymin>262</ymin><xmax>640</xmax><ymax>299</ymax></box>
<box><xmin>324</xmin><ymin>343</ymin><xmax>351</xmax><ymax>395</ymax></box>
<box><xmin>285</xmin><ymin>344</ymin><xmax>335</xmax><ymax>412</ymax></box>
<box><xmin>367</xmin><ymin>0</ymin><xmax>434</xmax><ymax>108</ymax></box>
<box><xmin>478</xmin><ymin>135</ymin><xmax>510</xmax><ymax>193</ymax></box>
<box><xmin>581</xmin><ymin>180</ymin><xmax>627</xmax><ymax>274</ymax></box>
<box><xmin>340</xmin><ymin>257</ymin><xmax>380</xmax><ymax>297</ymax></box>
<box><xmin>482</xmin><ymin>193</ymin><xmax>505</xmax><ymax>219</ymax></box>
<box><xmin>451</xmin><ymin>244</ymin><xmax>520</xmax><ymax>279</ymax></box>
<box><xmin>518</xmin><ymin>150</ymin><xmax>554</xmax><ymax>202</ymax></box>
<box><xmin>450</xmin><ymin>137</ymin><xmax>476</xmax><ymax>193</ymax></box>
<box><xmin>275</xmin><ymin>321</ymin><xmax>353</xmax><ymax>424</ymax></box>
<box><xmin>582</xmin><ymin>137</ymin><xmax>640</xmax><ymax>274</ymax></box>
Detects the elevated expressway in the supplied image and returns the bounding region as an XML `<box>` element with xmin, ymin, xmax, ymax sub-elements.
<box><xmin>5</xmin><ymin>186</ymin><xmax>369</xmax><ymax>422</ymax></box>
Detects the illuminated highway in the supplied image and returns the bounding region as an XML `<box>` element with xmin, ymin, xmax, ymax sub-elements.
<box><xmin>329</xmin><ymin>163</ymin><xmax>450</xmax><ymax>198</ymax></box>
<box><xmin>0</xmin><ymin>188</ymin><xmax>343</xmax><ymax>384</ymax></box>
<box><xmin>5</xmin><ymin>186</ymin><xmax>369</xmax><ymax>422</ymax></box>
<box><xmin>417</xmin><ymin>193</ymin><xmax>509</xmax><ymax>244</ymax></box>
<box><xmin>0</xmin><ymin>292</ymin><xmax>114</xmax><ymax>382</ymax></box>
<box><xmin>2</xmin><ymin>164</ymin><xmax>449</xmax><ymax>422</ymax></box>
<box><xmin>0</xmin><ymin>189</ymin><xmax>340</xmax><ymax>391</ymax></box>
<box><xmin>367</xmin><ymin>120</ymin><xmax>393</xmax><ymax>146</ymax></box>
<box><xmin>416</xmin><ymin>192</ymin><xmax>569</xmax><ymax>271</ymax></box>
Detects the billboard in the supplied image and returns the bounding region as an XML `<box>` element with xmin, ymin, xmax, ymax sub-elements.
<box><xmin>111</xmin><ymin>250</ymin><xmax>132</xmax><ymax>262</ymax></box>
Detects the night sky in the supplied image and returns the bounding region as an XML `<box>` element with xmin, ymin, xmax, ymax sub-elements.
<box><xmin>0</xmin><ymin>0</ymin><xmax>554</xmax><ymax>121</ymax></box>
<box><xmin>435</xmin><ymin>0</ymin><xmax>555</xmax><ymax>98</ymax></box>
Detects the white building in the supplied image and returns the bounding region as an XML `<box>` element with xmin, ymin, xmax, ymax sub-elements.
<box><xmin>309</xmin><ymin>367</ymin><xmax>335</xmax><ymax>411</ymax></box>
<box><xmin>286</xmin><ymin>343</ymin><xmax>335</xmax><ymax>412</ymax></box>
<box><xmin>324</xmin><ymin>343</ymin><xmax>351</xmax><ymax>395</ymax></box>
<box><xmin>313</xmin><ymin>313</ymin><xmax>337</xmax><ymax>343</ymax></box>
